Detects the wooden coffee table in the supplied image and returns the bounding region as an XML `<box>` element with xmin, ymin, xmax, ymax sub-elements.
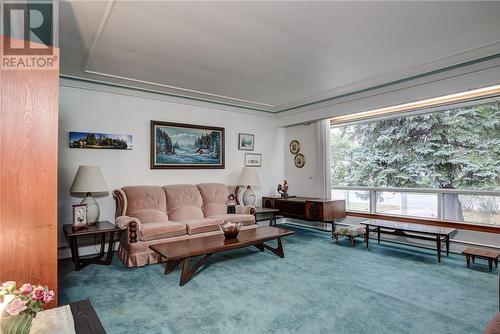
<box><xmin>149</xmin><ymin>226</ymin><xmax>295</xmax><ymax>286</ymax></box>
<box><xmin>360</xmin><ymin>219</ymin><xmax>457</xmax><ymax>262</ymax></box>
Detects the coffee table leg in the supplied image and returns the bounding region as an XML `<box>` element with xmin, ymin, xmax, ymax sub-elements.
<box><xmin>254</xmin><ymin>243</ymin><xmax>265</xmax><ymax>252</ymax></box>
<box><xmin>446</xmin><ymin>236</ymin><xmax>450</xmax><ymax>256</ymax></box>
<box><xmin>365</xmin><ymin>226</ymin><xmax>370</xmax><ymax>248</ymax></box>
<box><xmin>436</xmin><ymin>235</ymin><xmax>441</xmax><ymax>263</ymax></box>
<box><xmin>179</xmin><ymin>255</ymin><xmax>212</xmax><ymax>286</ymax></box>
<box><xmin>180</xmin><ymin>258</ymin><xmax>191</xmax><ymax>286</ymax></box>
<box><xmin>466</xmin><ymin>255</ymin><xmax>471</xmax><ymax>268</ymax></box>
<box><xmin>262</xmin><ymin>238</ymin><xmax>284</xmax><ymax>258</ymax></box>
<box><xmin>489</xmin><ymin>259</ymin><xmax>493</xmax><ymax>272</ymax></box>
<box><xmin>165</xmin><ymin>259</ymin><xmax>183</xmax><ymax>274</ymax></box>
<box><xmin>377</xmin><ymin>227</ymin><xmax>380</xmax><ymax>244</ymax></box>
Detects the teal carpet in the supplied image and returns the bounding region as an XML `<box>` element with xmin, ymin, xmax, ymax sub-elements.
<box><xmin>59</xmin><ymin>225</ymin><xmax>498</xmax><ymax>334</ymax></box>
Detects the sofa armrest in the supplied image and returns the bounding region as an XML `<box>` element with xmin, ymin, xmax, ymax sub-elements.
<box><xmin>113</xmin><ymin>189</ymin><xmax>128</xmax><ymax>217</ymax></box>
<box><xmin>236</xmin><ymin>205</ymin><xmax>256</xmax><ymax>215</ymax></box>
<box><xmin>115</xmin><ymin>216</ymin><xmax>141</xmax><ymax>244</ymax></box>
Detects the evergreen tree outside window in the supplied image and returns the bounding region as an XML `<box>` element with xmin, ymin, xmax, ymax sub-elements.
<box><xmin>331</xmin><ymin>101</ymin><xmax>500</xmax><ymax>224</ymax></box>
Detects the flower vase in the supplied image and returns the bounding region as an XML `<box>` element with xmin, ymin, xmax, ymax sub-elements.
<box><xmin>1</xmin><ymin>313</ymin><xmax>35</xmax><ymax>334</ymax></box>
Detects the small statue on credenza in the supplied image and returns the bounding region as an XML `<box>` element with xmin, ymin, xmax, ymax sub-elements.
<box><xmin>277</xmin><ymin>180</ymin><xmax>289</xmax><ymax>198</ymax></box>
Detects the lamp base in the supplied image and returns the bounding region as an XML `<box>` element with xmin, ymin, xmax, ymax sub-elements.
<box><xmin>81</xmin><ymin>192</ymin><xmax>100</xmax><ymax>225</ymax></box>
<box><xmin>242</xmin><ymin>186</ymin><xmax>256</xmax><ymax>206</ymax></box>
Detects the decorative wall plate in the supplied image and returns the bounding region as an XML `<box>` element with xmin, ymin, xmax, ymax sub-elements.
<box><xmin>294</xmin><ymin>153</ymin><xmax>305</xmax><ymax>168</ymax></box>
<box><xmin>289</xmin><ymin>140</ymin><xmax>300</xmax><ymax>154</ymax></box>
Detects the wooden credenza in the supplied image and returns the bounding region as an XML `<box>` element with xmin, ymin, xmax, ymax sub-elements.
<box><xmin>262</xmin><ymin>196</ymin><xmax>346</xmax><ymax>222</ymax></box>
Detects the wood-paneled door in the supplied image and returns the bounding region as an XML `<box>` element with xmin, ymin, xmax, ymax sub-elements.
<box><xmin>0</xmin><ymin>42</ymin><xmax>59</xmax><ymax>307</ymax></box>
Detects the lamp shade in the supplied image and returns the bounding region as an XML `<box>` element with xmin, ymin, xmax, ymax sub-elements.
<box><xmin>70</xmin><ymin>166</ymin><xmax>108</xmax><ymax>194</ymax></box>
<box><xmin>237</xmin><ymin>167</ymin><xmax>260</xmax><ymax>189</ymax></box>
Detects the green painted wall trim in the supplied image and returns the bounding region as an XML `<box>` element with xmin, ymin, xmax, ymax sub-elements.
<box><xmin>60</xmin><ymin>52</ymin><xmax>500</xmax><ymax>114</ymax></box>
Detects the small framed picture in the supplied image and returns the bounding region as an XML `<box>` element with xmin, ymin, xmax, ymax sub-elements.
<box><xmin>238</xmin><ymin>133</ymin><xmax>255</xmax><ymax>151</ymax></box>
<box><xmin>72</xmin><ymin>204</ymin><xmax>88</xmax><ymax>231</ymax></box>
<box><xmin>245</xmin><ymin>153</ymin><xmax>262</xmax><ymax>167</ymax></box>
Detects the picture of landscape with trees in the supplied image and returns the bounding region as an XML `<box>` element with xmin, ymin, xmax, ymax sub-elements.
<box><xmin>69</xmin><ymin>132</ymin><xmax>132</xmax><ymax>150</ymax></box>
<box><xmin>151</xmin><ymin>121</ymin><xmax>224</xmax><ymax>169</ymax></box>
<box><xmin>331</xmin><ymin>102</ymin><xmax>499</xmax><ymax>224</ymax></box>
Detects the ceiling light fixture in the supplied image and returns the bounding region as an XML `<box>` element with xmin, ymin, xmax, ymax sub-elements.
<box><xmin>330</xmin><ymin>84</ymin><xmax>500</xmax><ymax>125</ymax></box>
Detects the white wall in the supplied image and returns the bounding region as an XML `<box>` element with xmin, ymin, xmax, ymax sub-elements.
<box><xmin>58</xmin><ymin>79</ymin><xmax>285</xmax><ymax>249</ymax></box>
<box><xmin>283</xmin><ymin>124</ymin><xmax>319</xmax><ymax>198</ymax></box>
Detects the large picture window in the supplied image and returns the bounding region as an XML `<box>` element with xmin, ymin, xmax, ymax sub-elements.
<box><xmin>331</xmin><ymin>101</ymin><xmax>500</xmax><ymax>225</ymax></box>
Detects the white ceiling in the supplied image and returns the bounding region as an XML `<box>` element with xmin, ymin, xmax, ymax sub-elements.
<box><xmin>60</xmin><ymin>1</ymin><xmax>500</xmax><ymax>113</ymax></box>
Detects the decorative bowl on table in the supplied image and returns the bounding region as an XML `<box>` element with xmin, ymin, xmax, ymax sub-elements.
<box><xmin>219</xmin><ymin>222</ymin><xmax>242</xmax><ymax>239</ymax></box>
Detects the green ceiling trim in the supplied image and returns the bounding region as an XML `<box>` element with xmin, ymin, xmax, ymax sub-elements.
<box><xmin>60</xmin><ymin>52</ymin><xmax>500</xmax><ymax>114</ymax></box>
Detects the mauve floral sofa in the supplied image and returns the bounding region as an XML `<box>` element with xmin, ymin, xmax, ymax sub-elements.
<box><xmin>113</xmin><ymin>183</ymin><xmax>256</xmax><ymax>267</ymax></box>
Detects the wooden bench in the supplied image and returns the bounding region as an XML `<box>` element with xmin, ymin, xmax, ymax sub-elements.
<box><xmin>462</xmin><ymin>247</ymin><xmax>500</xmax><ymax>271</ymax></box>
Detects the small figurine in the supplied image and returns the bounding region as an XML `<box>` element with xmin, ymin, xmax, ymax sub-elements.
<box><xmin>227</xmin><ymin>194</ymin><xmax>236</xmax><ymax>214</ymax></box>
<box><xmin>277</xmin><ymin>180</ymin><xmax>289</xmax><ymax>198</ymax></box>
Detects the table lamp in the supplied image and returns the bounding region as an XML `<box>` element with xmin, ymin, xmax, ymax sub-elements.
<box><xmin>237</xmin><ymin>167</ymin><xmax>260</xmax><ymax>206</ymax></box>
<box><xmin>70</xmin><ymin>165</ymin><xmax>108</xmax><ymax>224</ymax></box>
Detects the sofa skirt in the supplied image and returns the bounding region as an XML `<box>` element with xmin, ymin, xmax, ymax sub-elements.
<box><xmin>117</xmin><ymin>245</ymin><xmax>163</xmax><ymax>267</ymax></box>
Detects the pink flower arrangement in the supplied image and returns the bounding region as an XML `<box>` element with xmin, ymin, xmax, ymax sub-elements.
<box><xmin>4</xmin><ymin>298</ymin><xmax>27</xmax><ymax>316</ymax></box>
<box><xmin>19</xmin><ymin>284</ymin><xmax>32</xmax><ymax>295</ymax></box>
<box><xmin>0</xmin><ymin>281</ymin><xmax>16</xmax><ymax>294</ymax></box>
<box><xmin>32</xmin><ymin>287</ymin><xmax>45</xmax><ymax>301</ymax></box>
<box><xmin>42</xmin><ymin>290</ymin><xmax>54</xmax><ymax>303</ymax></box>
<box><xmin>0</xmin><ymin>281</ymin><xmax>54</xmax><ymax>318</ymax></box>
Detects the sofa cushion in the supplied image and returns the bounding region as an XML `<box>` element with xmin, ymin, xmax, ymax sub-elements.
<box><xmin>140</xmin><ymin>222</ymin><xmax>187</xmax><ymax>241</ymax></box>
<box><xmin>197</xmin><ymin>183</ymin><xmax>230</xmax><ymax>217</ymax></box>
<box><xmin>122</xmin><ymin>186</ymin><xmax>167</xmax><ymax>216</ymax></box>
<box><xmin>164</xmin><ymin>184</ymin><xmax>204</xmax><ymax>221</ymax></box>
<box><xmin>130</xmin><ymin>209</ymin><xmax>169</xmax><ymax>224</ymax></box>
<box><xmin>178</xmin><ymin>217</ymin><xmax>225</xmax><ymax>235</ymax></box>
<box><xmin>209</xmin><ymin>214</ymin><xmax>255</xmax><ymax>226</ymax></box>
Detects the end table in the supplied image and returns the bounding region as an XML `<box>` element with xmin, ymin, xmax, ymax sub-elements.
<box><xmin>63</xmin><ymin>220</ymin><xmax>121</xmax><ymax>271</ymax></box>
<box><xmin>254</xmin><ymin>207</ymin><xmax>280</xmax><ymax>226</ymax></box>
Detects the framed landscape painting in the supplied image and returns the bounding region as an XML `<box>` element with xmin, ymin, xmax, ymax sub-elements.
<box><xmin>245</xmin><ymin>153</ymin><xmax>262</xmax><ymax>167</ymax></box>
<box><xmin>238</xmin><ymin>133</ymin><xmax>254</xmax><ymax>151</ymax></box>
<box><xmin>69</xmin><ymin>132</ymin><xmax>133</xmax><ymax>150</ymax></box>
<box><xmin>151</xmin><ymin>121</ymin><xmax>225</xmax><ymax>169</ymax></box>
